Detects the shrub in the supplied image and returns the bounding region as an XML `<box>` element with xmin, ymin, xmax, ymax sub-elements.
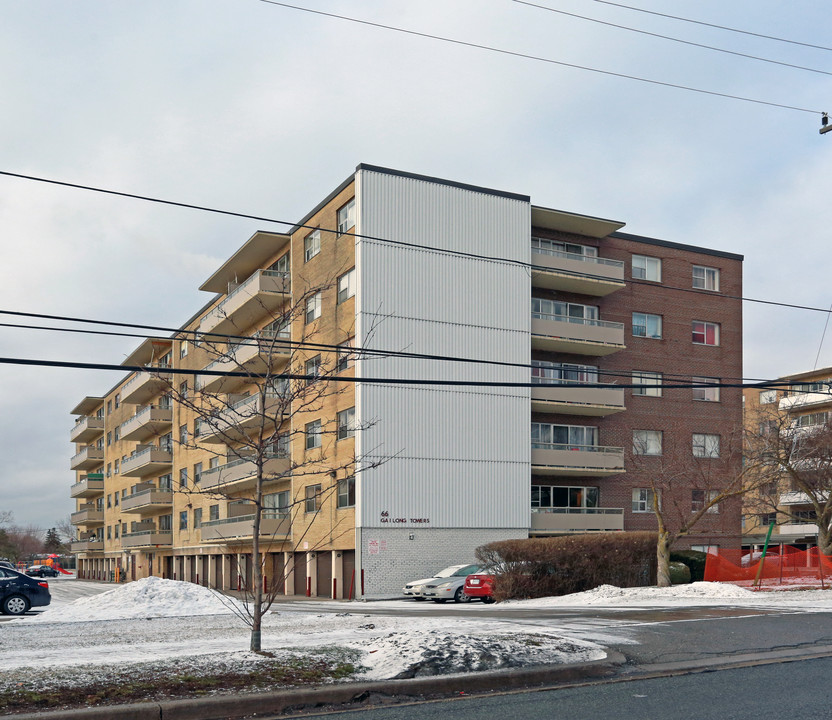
<box><xmin>670</xmin><ymin>550</ymin><xmax>708</xmax><ymax>582</ymax></box>
<box><xmin>475</xmin><ymin>532</ymin><xmax>658</xmax><ymax>602</ymax></box>
<box><xmin>668</xmin><ymin>561</ymin><xmax>691</xmax><ymax>584</ymax></box>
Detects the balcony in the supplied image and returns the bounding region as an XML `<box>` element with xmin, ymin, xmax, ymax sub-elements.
<box><xmin>121</xmin><ymin>365</ymin><xmax>173</xmax><ymax>405</ymax></box>
<box><xmin>198</xmin><ymin>394</ymin><xmax>288</xmax><ymax>444</ymax></box>
<box><xmin>121</xmin><ymin>488</ymin><xmax>174</xmax><ymax>514</ymax></box>
<box><xmin>121</xmin><ymin>530</ymin><xmax>173</xmax><ymax>549</ymax></box>
<box><xmin>780</xmin><ymin>392</ymin><xmax>832</xmax><ymax>414</ymax></box>
<box><xmin>70</xmin><ymin>446</ymin><xmax>104</xmax><ymax>471</ymax></box>
<box><xmin>531</xmin><ymin>245</ymin><xmax>625</xmax><ymax>296</ymax></box>
<box><xmin>121</xmin><ymin>445</ymin><xmax>173</xmax><ymax>477</ymax></box>
<box><xmin>70</xmin><ymin>505</ymin><xmax>104</xmax><ymax>526</ymax></box>
<box><xmin>779</xmin><ymin>523</ymin><xmax>819</xmax><ymax>537</ymax></box>
<box><xmin>197</xmin><ymin>332</ymin><xmax>291</xmax><ymax>394</ymax></box>
<box><xmin>70</xmin><ymin>539</ymin><xmax>104</xmax><ymax>553</ymax></box>
<box><xmin>531</xmin><ymin>314</ymin><xmax>625</xmax><ymax>356</ymax></box>
<box><xmin>531</xmin><ymin>378</ymin><xmax>625</xmax><ymax>416</ymax></box>
<box><xmin>201</xmin><ymin>510</ymin><xmax>291</xmax><ymax>544</ymax></box>
<box><xmin>530</xmin><ymin>507</ymin><xmax>624</xmax><ymax>534</ymax></box>
<box><xmin>531</xmin><ymin>443</ymin><xmax>625</xmax><ymax>477</ymax></box>
<box><xmin>70</xmin><ymin>474</ymin><xmax>105</xmax><ymax>498</ymax></box>
<box><xmin>70</xmin><ymin>415</ymin><xmax>105</xmax><ymax>443</ymax></box>
<box><xmin>199</xmin><ymin>270</ymin><xmax>291</xmax><ymax>336</ymax></box>
<box><xmin>119</xmin><ymin>405</ymin><xmax>173</xmax><ymax>442</ymax></box>
<box><xmin>200</xmin><ymin>455</ymin><xmax>290</xmax><ymax>493</ymax></box>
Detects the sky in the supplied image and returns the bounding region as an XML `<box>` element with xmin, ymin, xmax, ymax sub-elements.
<box><xmin>1</xmin><ymin>0</ymin><xmax>831</xmax><ymax>527</ymax></box>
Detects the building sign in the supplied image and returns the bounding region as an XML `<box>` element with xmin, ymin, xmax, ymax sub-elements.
<box><xmin>379</xmin><ymin>510</ymin><xmax>430</xmax><ymax>525</ymax></box>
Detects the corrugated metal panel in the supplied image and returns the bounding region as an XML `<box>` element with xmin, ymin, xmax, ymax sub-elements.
<box><xmin>355</xmin><ymin>168</ymin><xmax>531</xmax><ymax>530</ymax></box>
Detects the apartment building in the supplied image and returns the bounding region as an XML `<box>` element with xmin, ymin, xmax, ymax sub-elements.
<box><xmin>743</xmin><ymin>367</ymin><xmax>832</xmax><ymax>549</ymax></box>
<box><xmin>70</xmin><ymin>164</ymin><xmax>743</xmax><ymax>598</ymax></box>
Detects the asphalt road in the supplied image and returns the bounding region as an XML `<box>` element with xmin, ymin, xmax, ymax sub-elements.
<box><xmin>283</xmin><ymin>655</ymin><xmax>832</xmax><ymax>720</ymax></box>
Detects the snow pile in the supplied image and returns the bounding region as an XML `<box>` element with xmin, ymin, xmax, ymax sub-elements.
<box><xmin>26</xmin><ymin>576</ymin><xmax>245</xmax><ymax>623</ymax></box>
<box><xmin>503</xmin><ymin>581</ymin><xmax>755</xmax><ymax>607</ymax></box>
<box><xmin>351</xmin><ymin>627</ymin><xmax>604</xmax><ymax>679</ymax></box>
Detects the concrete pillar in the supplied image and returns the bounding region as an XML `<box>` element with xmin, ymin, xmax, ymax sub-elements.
<box><xmin>283</xmin><ymin>551</ymin><xmax>294</xmax><ymax>596</ymax></box>
<box><xmin>333</xmin><ymin>552</ymin><xmax>344</xmax><ymax>599</ymax></box>
<box><xmin>307</xmin><ymin>553</ymin><xmax>317</xmax><ymax>597</ymax></box>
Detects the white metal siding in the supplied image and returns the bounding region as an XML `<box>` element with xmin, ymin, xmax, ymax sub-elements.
<box><xmin>355</xmin><ymin>169</ymin><xmax>531</xmax><ymax>530</ymax></box>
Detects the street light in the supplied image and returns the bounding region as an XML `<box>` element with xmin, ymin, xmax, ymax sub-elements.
<box><xmin>821</xmin><ymin>113</ymin><xmax>832</xmax><ymax>135</ymax></box>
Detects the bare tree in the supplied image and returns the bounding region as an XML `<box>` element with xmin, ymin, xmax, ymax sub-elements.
<box><xmin>144</xmin><ymin>273</ymin><xmax>384</xmax><ymax>651</ymax></box>
<box><xmin>55</xmin><ymin>515</ymin><xmax>78</xmax><ymax>545</ymax></box>
<box><xmin>630</xmin><ymin>430</ymin><xmax>748</xmax><ymax>586</ymax></box>
<box><xmin>744</xmin><ymin>401</ymin><xmax>832</xmax><ymax>554</ymax></box>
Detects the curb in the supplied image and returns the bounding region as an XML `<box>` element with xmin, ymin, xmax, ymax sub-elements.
<box><xmin>8</xmin><ymin>654</ymin><xmax>625</xmax><ymax>720</ymax></box>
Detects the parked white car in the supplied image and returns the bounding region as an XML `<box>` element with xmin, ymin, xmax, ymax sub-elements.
<box><xmin>421</xmin><ymin>565</ymin><xmax>482</xmax><ymax>603</ymax></box>
<box><xmin>402</xmin><ymin>564</ymin><xmax>479</xmax><ymax>600</ymax></box>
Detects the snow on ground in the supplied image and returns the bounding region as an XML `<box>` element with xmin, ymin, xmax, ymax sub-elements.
<box><xmin>5</xmin><ymin>577</ymin><xmax>832</xmax><ymax>697</ymax></box>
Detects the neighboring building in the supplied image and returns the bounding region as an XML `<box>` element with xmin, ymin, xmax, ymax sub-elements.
<box><xmin>743</xmin><ymin>368</ymin><xmax>832</xmax><ymax>549</ymax></box>
<box><xmin>70</xmin><ymin>164</ymin><xmax>744</xmax><ymax>597</ymax></box>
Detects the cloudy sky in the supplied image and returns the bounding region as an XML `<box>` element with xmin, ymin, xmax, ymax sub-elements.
<box><xmin>2</xmin><ymin>0</ymin><xmax>830</xmax><ymax>528</ymax></box>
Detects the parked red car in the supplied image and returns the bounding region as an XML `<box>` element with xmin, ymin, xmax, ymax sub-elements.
<box><xmin>463</xmin><ymin>571</ymin><xmax>495</xmax><ymax>603</ymax></box>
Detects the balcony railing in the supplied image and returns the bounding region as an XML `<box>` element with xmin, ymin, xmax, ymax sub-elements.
<box><xmin>70</xmin><ymin>475</ymin><xmax>105</xmax><ymax>498</ymax></box>
<box><xmin>120</xmin><ymin>530</ymin><xmax>173</xmax><ymax>549</ymax></box>
<box><xmin>198</xmin><ymin>394</ymin><xmax>288</xmax><ymax>444</ymax></box>
<box><xmin>531</xmin><ymin>442</ymin><xmax>625</xmax><ymax>477</ymax></box>
<box><xmin>119</xmin><ymin>405</ymin><xmax>173</xmax><ymax>442</ymax></box>
<box><xmin>200</xmin><ymin>511</ymin><xmax>291</xmax><ymax>543</ymax></box>
<box><xmin>70</xmin><ymin>446</ymin><xmax>105</xmax><ymax>471</ymax></box>
<box><xmin>121</xmin><ymin>445</ymin><xmax>173</xmax><ymax>477</ymax></box>
<box><xmin>199</xmin><ymin>269</ymin><xmax>291</xmax><ymax>336</ymax></box>
<box><xmin>196</xmin><ymin>330</ymin><xmax>291</xmax><ymax>393</ymax></box>
<box><xmin>121</xmin><ymin>364</ymin><xmax>172</xmax><ymax>405</ymax></box>
<box><xmin>200</xmin><ymin>454</ymin><xmax>290</xmax><ymax>492</ymax></box>
<box><xmin>121</xmin><ymin>488</ymin><xmax>174</xmax><ymax>513</ymax></box>
<box><xmin>530</xmin><ymin>507</ymin><xmax>624</xmax><ymax>533</ymax></box>
<box><xmin>531</xmin><ymin>243</ymin><xmax>625</xmax><ymax>296</ymax></box>
<box><xmin>70</xmin><ymin>415</ymin><xmax>105</xmax><ymax>443</ymax></box>
<box><xmin>70</xmin><ymin>539</ymin><xmax>104</xmax><ymax>553</ymax></box>
<box><xmin>530</xmin><ymin>371</ymin><xmax>625</xmax><ymax>416</ymax></box>
<box><xmin>531</xmin><ymin>313</ymin><xmax>625</xmax><ymax>356</ymax></box>
<box><xmin>70</xmin><ymin>506</ymin><xmax>104</xmax><ymax>526</ymax></box>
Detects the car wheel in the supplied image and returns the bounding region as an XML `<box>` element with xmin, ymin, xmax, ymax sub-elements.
<box><xmin>483</xmin><ymin>596</ymin><xmax>495</xmax><ymax>604</ymax></box>
<box><xmin>3</xmin><ymin>595</ymin><xmax>30</xmax><ymax>615</ymax></box>
<box><xmin>453</xmin><ymin>587</ymin><xmax>466</xmax><ymax>603</ymax></box>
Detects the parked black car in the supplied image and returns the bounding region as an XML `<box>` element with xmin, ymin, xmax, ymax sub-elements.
<box><xmin>0</xmin><ymin>567</ymin><xmax>51</xmax><ymax>615</ymax></box>
<box><xmin>25</xmin><ymin>565</ymin><xmax>59</xmax><ymax>578</ymax></box>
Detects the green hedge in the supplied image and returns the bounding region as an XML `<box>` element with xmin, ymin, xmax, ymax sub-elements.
<box><xmin>475</xmin><ymin>532</ymin><xmax>658</xmax><ymax>602</ymax></box>
<box><xmin>670</xmin><ymin>550</ymin><xmax>707</xmax><ymax>582</ymax></box>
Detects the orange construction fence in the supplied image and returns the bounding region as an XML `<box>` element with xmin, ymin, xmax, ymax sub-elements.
<box><xmin>705</xmin><ymin>546</ymin><xmax>832</xmax><ymax>589</ymax></box>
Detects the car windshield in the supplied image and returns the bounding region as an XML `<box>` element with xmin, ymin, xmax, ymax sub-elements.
<box><xmin>451</xmin><ymin>564</ymin><xmax>480</xmax><ymax>577</ymax></box>
<box><xmin>435</xmin><ymin>565</ymin><xmax>465</xmax><ymax>578</ymax></box>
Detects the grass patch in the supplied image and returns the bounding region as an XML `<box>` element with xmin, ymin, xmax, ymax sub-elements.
<box><xmin>0</xmin><ymin>657</ymin><xmax>359</xmax><ymax>715</ymax></box>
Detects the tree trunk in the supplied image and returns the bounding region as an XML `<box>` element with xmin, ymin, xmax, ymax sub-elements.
<box><xmin>250</xmin><ymin>466</ymin><xmax>263</xmax><ymax>652</ymax></box>
<box><xmin>817</xmin><ymin>520</ymin><xmax>832</xmax><ymax>557</ymax></box>
<box><xmin>656</xmin><ymin>531</ymin><xmax>673</xmax><ymax>587</ymax></box>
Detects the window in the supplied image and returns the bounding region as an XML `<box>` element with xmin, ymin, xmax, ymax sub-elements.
<box><xmin>337</xmin><ymin>407</ymin><xmax>356</xmax><ymax>440</ymax></box>
<box><xmin>759</xmin><ymin>512</ymin><xmax>777</xmax><ymax>526</ymax></box>
<box><xmin>177</xmin><ymin>424</ymin><xmax>187</xmax><ymax>445</ymax></box>
<box><xmin>532</xmin><ymin>360</ymin><xmax>598</xmax><ymax>384</ymax></box>
<box><xmin>632</xmin><ymin>488</ymin><xmax>659</xmax><ymax>513</ymax></box>
<box><xmin>759</xmin><ymin>389</ymin><xmax>777</xmax><ymax>404</ymax></box>
<box><xmin>269</xmin><ymin>252</ymin><xmax>290</xmax><ymax>274</ymax></box>
<box><xmin>632</xmin><ymin>255</ymin><xmax>662</xmax><ymax>282</ymax></box>
<box><xmin>692</xmin><ymin>490</ymin><xmax>719</xmax><ymax>514</ymax></box>
<box><xmin>159</xmin><ymin>514</ymin><xmax>172</xmax><ymax>532</ymax></box>
<box><xmin>692</xmin><ymin>321</ymin><xmax>720</xmax><ymax>346</ymax></box>
<box><xmin>179</xmin><ymin>380</ymin><xmax>188</xmax><ymax>399</ymax></box>
<box><xmin>337</xmin><ymin>268</ymin><xmax>356</xmax><ymax>304</ymax></box>
<box><xmin>532</xmin><ymin>297</ymin><xmax>598</xmax><ymax>323</ymax></box>
<box><xmin>337</xmin><ymin>477</ymin><xmax>356</xmax><ymax>508</ymax></box>
<box><xmin>107</xmin><ymin>400</ymin><xmax>112</xmax><ymax>414</ymax></box>
<box><xmin>179</xmin><ymin>468</ymin><xmax>188</xmax><ymax>487</ymax></box>
<box><xmin>159</xmin><ymin>474</ymin><xmax>172</xmax><ymax>491</ymax></box>
<box><xmin>305</xmin><ymin>292</ymin><xmax>321</xmax><ymax>324</ymax></box>
<box><xmin>193</xmin><ymin>508</ymin><xmax>202</xmax><ymax>528</ymax></box>
<box><xmin>692</xmin><ymin>265</ymin><xmax>720</xmax><ymax>291</ymax></box>
<box><xmin>531</xmin><ymin>422</ymin><xmax>598</xmax><ymax>449</ymax></box>
<box><xmin>106</xmin><ymin>463</ymin><xmax>112</xmax><ymax>478</ymax></box>
<box><xmin>632</xmin><ymin>312</ymin><xmax>662</xmax><ymax>339</ymax></box>
<box><xmin>693</xmin><ymin>433</ymin><xmax>720</xmax><ymax>458</ymax></box>
<box><xmin>304</xmin><ymin>229</ymin><xmax>321</xmax><ymax>262</ymax></box>
<box><xmin>114</xmin><ymin>525</ymin><xmax>119</xmax><ymax>539</ymax></box>
<box><xmin>337</xmin><ymin>198</ymin><xmax>355</xmax><ymax>236</ymax></box>
<box><xmin>632</xmin><ymin>371</ymin><xmax>662</xmax><ymax>397</ymax></box>
<box><xmin>179</xmin><ymin>511</ymin><xmax>188</xmax><ymax>530</ymax></box>
<box><xmin>305</xmin><ymin>355</ymin><xmax>322</xmax><ymax>385</ymax></box>
<box><xmin>209</xmin><ymin>504</ymin><xmax>219</xmax><ymax>522</ymax></box>
<box><xmin>107</xmin><ymin>431</ymin><xmax>112</xmax><ymax>446</ymax></box>
<box><xmin>113</xmin><ymin>426</ymin><xmax>120</xmax><ymax>442</ymax></box>
<box><xmin>693</xmin><ymin>377</ymin><xmax>720</xmax><ymax>402</ymax></box>
<box><xmin>305</xmin><ymin>420</ymin><xmax>322</xmax><ymax>450</ymax></box>
<box><xmin>265</xmin><ymin>490</ymin><xmax>290</xmax><ymax>514</ymax></box>
<box><xmin>180</xmin><ymin>340</ymin><xmax>188</xmax><ymax>358</ymax></box>
<box><xmin>531</xmin><ymin>237</ymin><xmax>598</xmax><ymax>258</ymax></box>
<box><xmin>532</xmin><ymin>485</ymin><xmax>599</xmax><ymax>509</ymax></box>
<box><xmin>193</xmin><ymin>462</ymin><xmax>203</xmax><ymax>485</ymax></box>
<box><xmin>114</xmin><ymin>459</ymin><xmax>119</xmax><ymax>475</ymax></box>
<box><xmin>161</xmin><ymin>432</ymin><xmax>172</xmax><ymax>452</ymax></box>
<box><xmin>633</xmin><ymin>430</ymin><xmax>662</xmax><ymax>456</ymax></box>
<box><xmin>107</xmin><ymin>494</ymin><xmax>112</xmax><ymax>508</ymax></box>
<box><xmin>208</xmin><ymin>457</ymin><xmax>219</xmax><ymax>470</ymax></box>
<box><xmin>194</xmin><ymin>418</ymin><xmax>203</xmax><ymax>438</ymax></box>
<box><xmin>305</xmin><ymin>484</ymin><xmax>322</xmax><ymax>513</ymax></box>
<box><xmin>336</xmin><ymin>338</ymin><xmax>354</xmax><ymax>372</ymax></box>
<box><xmin>114</xmin><ymin>393</ymin><xmax>120</xmax><ymax>409</ymax></box>
<box><xmin>114</xmin><ymin>493</ymin><xmax>119</xmax><ymax>507</ymax></box>
<box><xmin>107</xmin><ymin>526</ymin><xmax>112</xmax><ymax>540</ymax></box>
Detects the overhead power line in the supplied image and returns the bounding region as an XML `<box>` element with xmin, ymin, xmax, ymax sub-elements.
<box><xmin>2</xmin><ymin>169</ymin><xmax>832</xmax><ymax>318</ymax></box>
<box><xmin>513</xmin><ymin>0</ymin><xmax>832</xmax><ymax>77</ymax></box>
<box><xmin>0</xmin><ymin>355</ymin><xmax>796</xmax><ymax>391</ymax></box>
<box><xmin>586</xmin><ymin>0</ymin><xmax>832</xmax><ymax>53</ymax></box>
<box><xmin>256</xmin><ymin>1</ymin><xmax>822</xmax><ymax>115</ymax></box>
